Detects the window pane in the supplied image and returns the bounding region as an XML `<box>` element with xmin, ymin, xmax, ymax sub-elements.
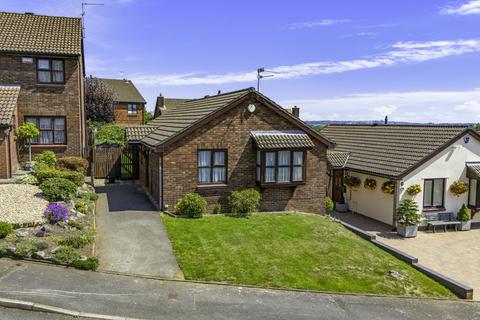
<box><xmin>424</xmin><ymin>180</ymin><xmax>433</xmax><ymax>206</ymax></box>
<box><xmin>213</xmin><ymin>167</ymin><xmax>225</xmax><ymax>183</ymax></box>
<box><xmin>256</xmin><ymin>151</ymin><xmax>261</xmax><ymax>165</ymax></box>
<box><xmin>39</xmin><ymin>118</ymin><xmax>52</xmax><ymax>129</ymax></box>
<box><xmin>52</xmin><ymin>60</ymin><xmax>63</xmax><ymax>71</ymax></box>
<box><xmin>265</xmin><ymin>152</ymin><xmax>275</xmax><ymax>166</ymax></box>
<box><xmin>25</xmin><ymin>117</ymin><xmax>36</xmax><ymax>124</ymax></box>
<box><xmin>469</xmin><ymin>179</ymin><xmax>477</xmax><ymax>207</ymax></box>
<box><xmin>278</xmin><ymin>151</ymin><xmax>290</xmax><ymax>166</ymax></box>
<box><xmin>198</xmin><ymin>151</ymin><xmax>211</xmax><ymax>166</ymax></box>
<box><xmin>265</xmin><ymin>168</ymin><xmax>275</xmax><ymax>182</ymax></box>
<box><xmin>38</xmin><ymin>71</ymin><xmax>51</xmax><ymax>82</ymax></box>
<box><xmin>53</xmin><ymin>71</ymin><xmax>64</xmax><ymax>83</ymax></box>
<box><xmin>433</xmin><ymin>179</ymin><xmax>444</xmax><ymax>206</ymax></box>
<box><xmin>54</xmin><ymin>131</ymin><xmax>66</xmax><ymax>144</ymax></box>
<box><xmin>38</xmin><ymin>59</ymin><xmax>50</xmax><ymax>69</ymax></box>
<box><xmin>214</xmin><ymin>151</ymin><xmax>225</xmax><ymax>165</ymax></box>
<box><xmin>198</xmin><ymin>168</ymin><xmax>211</xmax><ymax>183</ymax></box>
<box><xmin>293</xmin><ymin>151</ymin><xmax>303</xmax><ymax>165</ymax></box>
<box><xmin>39</xmin><ymin>131</ymin><xmax>53</xmax><ymax>144</ymax></box>
<box><xmin>256</xmin><ymin>166</ymin><xmax>261</xmax><ymax>182</ymax></box>
<box><xmin>278</xmin><ymin>167</ymin><xmax>290</xmax><ymax>182</ymax></box>
<box><xmin>54</xmin><ymin>118</ymin><xmax>65</xmax><ymax>130</ymax></box>
<box><xmin>293</xmin><ymin>167</ymin><xmax>303</xmax><ymax>181</ymax></box>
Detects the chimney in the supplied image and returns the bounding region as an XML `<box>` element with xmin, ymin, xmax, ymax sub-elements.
<box><xmin>292</xmin><ymin>106</ymin><xmax>300</xmax><ymax>118</ymax></box>
<box><xmin>154</xmin><ymin>94</ymin><xmax>165</xmax><ymax>118</ymax></box>
<box><xmin>384</xmin><ymin>116</ymin><xmax>388</xmax><ymax>125</ymax></box>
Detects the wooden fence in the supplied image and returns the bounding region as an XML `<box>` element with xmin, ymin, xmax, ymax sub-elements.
<box><xmin>93</xmin><ymin>146</ymin><xmax>139</xmax><ymax>179</ymax></box>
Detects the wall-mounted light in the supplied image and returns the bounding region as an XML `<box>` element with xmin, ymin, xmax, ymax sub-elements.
<box><xmin>247</xmin><ymin>104</ymin><xmax>256</xmax><ymax>113</ymax></box>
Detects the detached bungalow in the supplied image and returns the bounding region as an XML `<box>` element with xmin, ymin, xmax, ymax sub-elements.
<box><xmin>126</xmin><ymin>88</ymin><xmax>333</xmax><ymax>213</ymax></box>
<box><xmin>322</xmin><ymin>124</ymin><xmax>480</xmax><ymax>226</ymax></box>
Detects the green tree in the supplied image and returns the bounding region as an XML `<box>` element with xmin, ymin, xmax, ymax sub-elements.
<box><xmin>475</xmin><ymin>123</ymin><xmax>480</xmax><ymax>131</ymax></box>
<box><xmin>18</xmin><ymin>122</ymin><xmax>40</xmax><ymax>166</ymax></box>
<box><xmin>144</xmin><ymin>110</ymin><xmax>154</xmax><ymax>123</ymax></box>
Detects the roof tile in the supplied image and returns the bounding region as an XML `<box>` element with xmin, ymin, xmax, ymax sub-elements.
<box><xmin>0</xmin><ymin>85</ymin><xmax>20</xmax><ymax>126</ymax></box>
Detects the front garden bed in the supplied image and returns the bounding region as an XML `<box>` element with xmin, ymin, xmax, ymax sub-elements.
<box><xmin>163</xmin><ymin>213</ymin><xmax>455</xmax><ymax>298</ymax></box>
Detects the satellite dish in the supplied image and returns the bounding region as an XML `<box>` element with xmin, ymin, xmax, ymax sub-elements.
<box><xmin>247</xmin><ymin>104</ymin><xmax>256</xmax><ymax>113</ymax></box>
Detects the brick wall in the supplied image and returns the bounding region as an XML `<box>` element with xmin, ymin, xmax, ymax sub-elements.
<box><xmin>0</xmin><ymin>54</ymin><xmax>85</xmax><ymax>163</ymax></box>
<box><xmin>143</xmin><ymin>97</ymin><xmax>328</xmax><ymax>214</ymax></box>
<box><xmin>115</xmin><ymin>102</ymin><xmax>145</xmax><ymax>126</ymax></box>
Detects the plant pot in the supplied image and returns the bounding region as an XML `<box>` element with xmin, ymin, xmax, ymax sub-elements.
<box><xmin>24</xmin><ymin>161</ymin><xmax>34</xmax><ymax>171</ymax></box>
<box><xmin>335</xmin><ymin>203</ymin><xmax>348</xmax><ymax>213</ymax></box>
<box><xmin>459</xmin><ymin>220</ymin><xmax>471</xmax><ymax>231</ymax></box>
<box><xmin>397</xmin><ymin>225</ymin><xmax>418</xmax><ymax>238</ymax></box>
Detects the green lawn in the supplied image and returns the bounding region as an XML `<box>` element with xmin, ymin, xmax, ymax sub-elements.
<box><xmin>163</xmin><ymin>214</ymin><xmax>454</xmax><ymax>298</ymax></box>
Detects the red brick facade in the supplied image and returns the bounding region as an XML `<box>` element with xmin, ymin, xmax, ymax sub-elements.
<box><xmin>140</xmin><ymin>97</ymin><xmax>328</xmax><ymax>214</ymax></box>
<box><xmin>115</xmin><ymin>102</ymin><xmax>145</xmax><ymax>126</ymax></box>
<box><xmin>0</xmin><ymin>54</ymin><xmax>85</xmax><ymax>177</ymax></box>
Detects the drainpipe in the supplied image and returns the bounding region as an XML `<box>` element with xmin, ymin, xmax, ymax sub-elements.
<box><xmin>5</xmin><ymin>127</ymin><xmax>12</xmax><ymax>178</ymax></box>
<box><xmin>392</xmin><ymin>179</ymin><xmax>400</xmax><ymax>229</ymax></box>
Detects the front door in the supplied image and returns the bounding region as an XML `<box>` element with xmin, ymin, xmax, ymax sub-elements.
<box><xmin>332</xmin><ymin>170</ymin><xmax>344</xmax><ymax>203</ymax></box>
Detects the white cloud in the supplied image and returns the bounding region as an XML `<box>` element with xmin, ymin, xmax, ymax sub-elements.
<box><xmin>281</xmin><ymin>89</ymin><xmax>480</xmax><ymax>123</ymax></box>
<box><xmin>441</xmin><ymin>0</ymin><xmax>480</xmax><ymax>15</ymax></box>
<box><xmin>131</xmin><ymin>38</ymin><xmax>480</xmax><ymax>86</ymax></box>
<box><xmin>285</xmin><ymin>19</ymin><xmax>351</xmax><ymax>30</ymax></box>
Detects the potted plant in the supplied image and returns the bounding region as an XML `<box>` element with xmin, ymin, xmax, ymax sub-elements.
<box><xmin>406</xmin><ymin>184</ymin><xmax>421</xmax><ymax>196</ymax></box>
<box><xmin>456</xmin><ymin>204</ymin><xmax>472</xmax><ymax>231</ymax></box>
<box><xmin>364</xmin><ymin>178</ymin><xmax>377</xmax><ymax>191</ymax></box>
<box><xmin>449</xmin><ymin>180</ymin><xmax>468</xmax><ymax>197</ymax></box>
<box><xmin>396</xmin><ymin>199</ymin><xmax>421</xmax><ymax>238</ymax></box>
<box><xmin>18</xmin><ymin>122</ymin><xmax>40</xmax><ymax>171</ymax></box>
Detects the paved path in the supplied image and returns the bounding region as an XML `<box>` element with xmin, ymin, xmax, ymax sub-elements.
<box><xmin>0</xmin><ymin>259</ymin><xmax>479</xmax><ymax>320</ymax></box>
<box><xmin>334</xmin><ymin>211</ymin><xmax>480</xmax><ymax>300</ymax></box>
<box><xmin>95</xmin><ymin>183</ymin><xmax>183</xmax><ymax>279</ymax></box>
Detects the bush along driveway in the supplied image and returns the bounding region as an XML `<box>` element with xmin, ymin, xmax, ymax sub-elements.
<box><xmin>163</xmin><ymin>214</ymin><xmax>455</xmax><ymax>298</ymax></box>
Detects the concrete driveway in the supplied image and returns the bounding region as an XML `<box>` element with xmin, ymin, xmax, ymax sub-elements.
<box><xmin>334</xmin><ymin>212</ymin><xmax>480</xmax><ymax>300</ymax></box>
<box><xmin>95</xmin><ymin>182</ymin><xmax>183</xmax><ymax>279</ymax></box>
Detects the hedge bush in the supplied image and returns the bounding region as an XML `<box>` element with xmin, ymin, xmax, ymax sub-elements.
<box><xmin>39</xmin><ymin>178</ymin><xmax>77</xmax><ymax>202</ymax></box>
<box><xmin>57</xmin><ymin>156</ymin><xmax>89</xmax><ymax>174</ymax></box>
<box><xmin>175</xmin><ymin>193</ymin><xmax>207</xmax><ymax>218</ymax></box>
<box><xmin>229</xmin><ymin>188</ymin><xmax>261</xmax><ymax>216</ymax></box>
<box><xmin>34</xmin><ymin>151</ymin><xmax>57</xmax><ymax>167</ymax></box>
<box><xmin>0</xmin><ymin>221</ymin><xmax>13</xmax><ymax>239</ymax></box>
<box><xmin>35</xmin><ymin>167</ymin><xmax>84</xmax><ymax>186</ymax></box>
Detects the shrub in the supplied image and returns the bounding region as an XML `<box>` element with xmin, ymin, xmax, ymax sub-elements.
<box><xmin>59</xmin><ymin>170</ymin><xmax>85</xmax><ymax>187</ymax></box>
<box><xmin>34</xmin><ymin>241</ymin><xmax>49</xmax><ymax>251</ymax></box>
<box><xmin>57</xmin><ymin>157</ymin><xmax>89</xmax><ymax>175</ymax></box>
<box><xmin>449</xmin><ymin>180</ymin><xmax>468</xmax><ymax>197</ymax></box>
<box><xmin>14</xmin><ymin>240</ymin><xmax>36</xmax><ymax>258</ymax></box>
<box><xmin>35</xmin><ymin>167</ymin><xmax>84</xmax><ymax>187</ymax></box>
<box><xmin>344</xmin><ymin>176</ymin><xmax>361</xmax><ymax>188</ymax></box>
<box><xmin>67</xmin><ymin>220</ymin><xmax>85</xmax><ymax>230</ymax></box>
<box><xmin>75</xmin><ymin>198</ymin><xmax>93</xmax><ymax>215</ymax></box>
<box><xmin>396</xmin><ymin>199</ymin><xmax>421</xmax><ymax>226</ymax></box>
<box><xmin>325</xmin><ymin>196</ymin><xmax>334</xmax><ymax>215</ymax></box>
<box><xmin>94</xmin><ymin>124</ymin><xmax>125</xmax><ymax>146</ymax></box>
<box><xmin>212</xmin><ymin>203</ymin><xmax>221</xmax><ymax>215</ymax></box>
<box><xmin>15</xmin><ymin>174</ymin><xmax>38</xmax><ymax>185</ymax></box>
<box><xmin>53</xmin><ymin>246</ymin><xmax>80</xmax><ymax>264</ymax></box>
<box><xmin>381</xmin><ymin>181</ymin><xmax>396</xmax><ymax>195</ymax></box>
<box><xmin>0</xmin><ymin>244</ymin><xmax>7</xmax><ymax>257</ymax></box>
<box><xmin>229</xmin><ymin>188</ymin><xmax>261</xmax><ymax>216</ymax></box>
<box><xmin>457</xmin><ymin>204</ymin><xmax>471</xmax><ymax>222</ymax></box>
<box><xmin>57</xmin><ymin>230</ymin><xmax>95</xmax><ymax>248</ymax></box>
<box><xmin>406</xmin><ymin>184</ymin><xmax>421</xmax><ymax>196</ymax></box>
<box><xmin>364</xmin><ymin>178</ymin><xmax>377</xmax><ymax>190</ymax></box>
<box><xmin>72</xmin><ymin>256</ymin><xmax>99</xmax><ymax>271</ymax></box>
<box><xmin>175</xmin><ymin>193</ymin><xmax>207</xmax><ymax>218</ymax></box>
<box><xmin>0</xmin><ymin>221</ymin><xmax>13</xmax><ymax>239</ymax></box>
<box><xmin>34</xmin><ymin>151</ymin><xmax>57</xmax><ymax>167</ymax></box>
<box><xmin>43</xmin><ymin>203</ymin><xmax>69</xmax><ymax>223</ymax></box>
<box><xmin>39</xmin><ymin>178</ymin><xmax>77</xmax><ymax>202</ymax></box>
<box><xmin>78</xmin><ymin>191</ymin><xmax>98</xmax><ymax>202</ymax></box>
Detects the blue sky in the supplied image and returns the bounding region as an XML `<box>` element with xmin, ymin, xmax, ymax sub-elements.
<box><xmin>3</xmin><ymin>0</ymin><xmax>480</xmax><ymax>122</ymax></box>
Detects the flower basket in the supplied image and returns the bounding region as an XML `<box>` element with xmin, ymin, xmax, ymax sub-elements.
<box><xmin>449</xmin><ymin>180</ymin><xmax>468</xmax><ymax>197</ymax></box>
<box><xmin>381</xmin><ymin>180</ymin><xmax>396</xmax><ymax>195</ymax></box>
<box><xmin>344</xmin><ymin>176</ymin><xmax>361</xmax><ymax>189</ymax></box>
<box><xmin>406</xmin><ymin>184</ymin><xmax>421</xmax><ymax>196</ymax></box>
<box><xmin>364</xmin><ymin>178</ymin><xmax>377</xmax><ymax>191</ymax></box>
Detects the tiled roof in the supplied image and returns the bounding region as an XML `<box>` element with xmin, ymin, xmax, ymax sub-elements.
<box><xmin>142</xmin><ymin>88</ymin><xmax>253</xmax><ymax>147</ymax></box>
<box><xmin>0</xmin><ymin>85</ymin><xmax>20</xmax><ymax>126</ymax></box>
<box><xmin>250</xmin><ymin>131</ymin><xmax>314</xmax><ymax>150</ymax></box>
<box><xmin>321</xmin><ymin>125</ymin><xmax>471</xmax><ymax>177</ymax></box>
<box><xmin>0</xmin><ymin>12</ymin><xmax>82</xmax><ymax>55</ymax></box>
<box><xmin>327</xmin><ymin>151</ymin><xmax>350</xmax><ymax>169</ymax></box>
<box><xmin>466</xmin><ymin>163</ymin><xmax>480</xmax><ymax>179</ymax></box>
<box><xmin>97</xmin><ymin>79</ymin><xmax>146</xmax><ymax>104</ymax></box>
<box><xmin>125</xmin><ymin>126</ymin><xmax>156</xmax><ymax>142</ymax></box>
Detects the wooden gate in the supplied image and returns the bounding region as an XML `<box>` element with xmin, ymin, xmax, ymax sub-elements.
<box><xmin>93</xmin><ymin>145</ymin><xmax>139</xmax><ymax>179</ymax></box>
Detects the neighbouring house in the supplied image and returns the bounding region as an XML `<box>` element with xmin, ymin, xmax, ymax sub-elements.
<box><xmin>153</xmin><ymin>94</ymin><xmax>188</xmax><ymax>118</ymax></box>
<box><xmin>0</xmin><ymin>12</ymin><xmax>86</xmax><ymax>179</ymax></box>
<box><xmin>126</xmin><ymin>88</ymin><xmax>333</xmax><ymax>213</ymax></box>
<box><xmin>97</xmin><ymin>78</ymin><xmax>146</xmax><ymax>126</ymax></box>
<box><xmin>322</xmin><ymin>124</ymin><xmax>480</xmax><ymax>226</ymax></box>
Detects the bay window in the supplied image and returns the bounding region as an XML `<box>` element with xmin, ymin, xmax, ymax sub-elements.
<box><xmin>256</xmin><ymin>150</ymin><xmax>306</xmax><ymax>185</ymax></box>
<box><xmin>25</xmin><ymin>116</ymin><xmax>66</xmax><ymax>145</ymax></box>
<box><xmin>198</xmin><ymin>149</ymin><xmax>227</xmax><ymax>184</ymax></box>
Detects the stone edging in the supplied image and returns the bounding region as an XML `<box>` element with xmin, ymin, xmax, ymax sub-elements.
<box><xmin>339</xmin><ymin>220</ymin><xmax>474</xmax><ymax>300</ymax></box>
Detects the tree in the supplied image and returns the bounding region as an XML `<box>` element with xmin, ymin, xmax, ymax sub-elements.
<box><xmin>144</xmin><ymin>110</ymin><xmax>154</xmax><ymax>124</ymax></box>
<box><xmin>85</xmin><ymin>76</ymin><xmax>116</xmax><ymax>123</ymax></box>
<box><xmin>475</xmin><ymin>123</ymin><xmax>480</xmax><ymax>131</ymax></box>
<box><xmin>18</xmin><ymin>122</ymin><xmax>40</xmax><ymax>167</ymax></box>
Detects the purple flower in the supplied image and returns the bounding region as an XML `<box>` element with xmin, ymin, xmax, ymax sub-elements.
<box><xmin>43</xmin><ymin>203</ymin><xmax>69</xmax><ymax>223</ymax></box>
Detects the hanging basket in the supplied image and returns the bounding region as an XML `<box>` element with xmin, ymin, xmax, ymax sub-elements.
<box><xmin>381</xmin><ymin>180</ymin><xmax>396</xmax><ymax>195</ymax></box>
<box><xmin>364</xmin><ymin>178</ymin><xmax>377</xmax><ymax>191</ymax></box>
<box><xmin>449</xmin><ymin>180</ymin><xmax>468</xmax><ymax>197</ymax></box>
<box><xmin>344</xmin><ymin>176</ymin><xmax>361</xmax><ymax>189</ymax></box>
<box><xmin>406</xmin><ymin>184</ymin><xmax>421</xmax><ymax>196</ymax></box>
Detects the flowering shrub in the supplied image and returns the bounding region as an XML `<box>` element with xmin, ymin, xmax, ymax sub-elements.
<box><xmin>449</xmin><ymin>180</ymin><xmax>468</xmax><ymax>197</ymax></box>
<box><xmin>364</xmin><ymin>178</ymin><xmax>377</xmax><ymax>191</ymax></box>
<box><xmin>43</xmin><ymin>203</ymin><xmax>69</xmax><ymax>223</ymax></box>
<box><xmin>344</xmin><ymin>176</ymin><xmax>361</xmax><ymax>188</ymax></box>
<box><xmin>406</xmin><ymin>184</ymin><xmax>421</xmax><ymax>196</ymax></box>
<box><xmin>381</xmin><ymin>181</ymin><xmax>396</xmax><ymax>195</ymax></box>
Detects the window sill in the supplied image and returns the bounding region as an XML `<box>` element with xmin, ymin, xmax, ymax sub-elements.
<box><xmin>196</xmin><ymin>183</ymin><xmax>228</xmax><ymax>190</ymax></box>
<box><xmin>422</xmin><ymin>207</ymin><xmax>446</xmax><ymax>213</ymax></box>
<box><xmin>31</xmin><ymin>144</ymin><xmax>67</xmax><ymax>148</ymax></box>
<box><xmin>259</xmin><ymin>181</ymin><xmax>305</xmax><ymax>188</ymax></box>
<box><xmin>36</xmin><ymin>83</ymin><xmax>65</xmax><ymax>88</ymax></box>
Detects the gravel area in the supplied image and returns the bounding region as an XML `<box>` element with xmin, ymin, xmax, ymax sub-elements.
<box><xmin>0</xmin><ymin>184</ymin><xmax>48</xmax><ymax>225</ymax></box>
